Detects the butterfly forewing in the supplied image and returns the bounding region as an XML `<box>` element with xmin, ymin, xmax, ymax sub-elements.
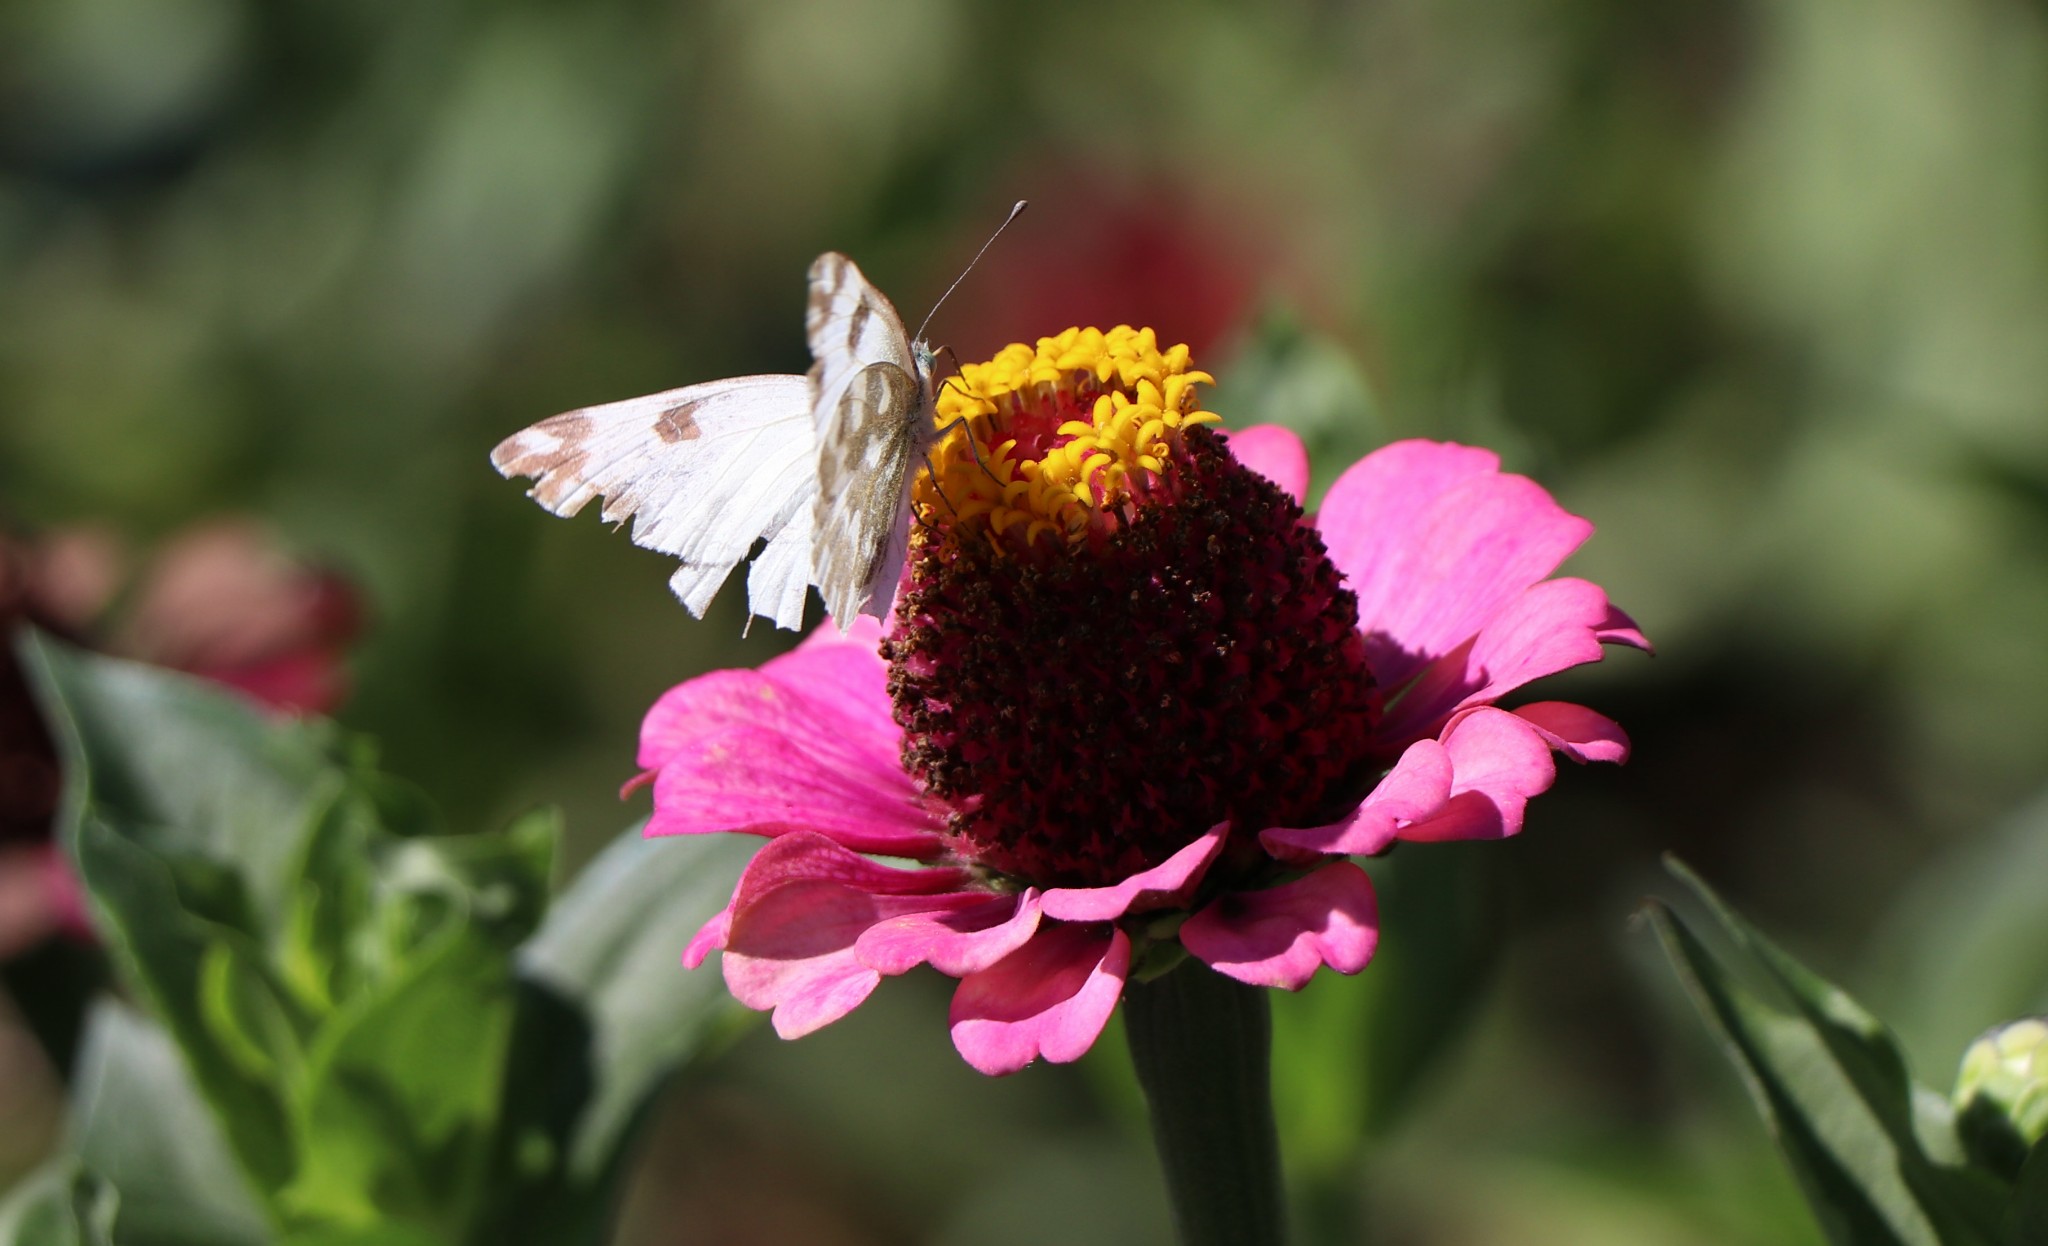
<box><xmin>489</xmin><ymin>373</ymin><xmax>819</xmax><ymax>631</ymax></box>
<box><xmin>806</xmin><ymin>252</ymin><xmax>918</xmax><ymax>394</ymax></box>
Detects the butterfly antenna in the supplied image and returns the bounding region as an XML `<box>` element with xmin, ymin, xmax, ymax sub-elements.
<box><xmin>912</xmin><ymin>200</ymin><xmax>1027</xmax><ymax>344</ymax></box>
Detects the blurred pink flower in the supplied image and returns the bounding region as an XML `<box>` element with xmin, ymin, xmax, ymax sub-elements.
<box><xmin>0</xmin><ymin>519</ymin><xmax>359</xmax><ymax>953</ymax></box>
<box><xmin>112</xmin><ymin>521</ymin><xmax>360</xmax><ymax>716</ymax></box>
<box><xmin>639</xmin><ymin>331</ymin><xmax>1644</xmax><ymax>1075</ymax></box>
<box><xmin>945</xmin><ymin>183</ymin><xmax>1265</xmax><ymax>363</ymax></box>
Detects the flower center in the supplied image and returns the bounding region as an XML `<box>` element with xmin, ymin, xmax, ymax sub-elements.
<box><xmin>917</xmin><ymin>326</ymin><xmax>1221</xmax><ymax>550</ymax></box>
<box><xmin>884</xmin><ymin>328</ymin><xmax>1382</xmax><ymax>888</ymax></box>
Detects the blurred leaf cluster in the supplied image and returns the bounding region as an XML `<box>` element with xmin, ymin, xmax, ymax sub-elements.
<box><xmin>0</xmin><ymin>637</ymin><xmax>748</xmax><ymax>1245</ymax></box>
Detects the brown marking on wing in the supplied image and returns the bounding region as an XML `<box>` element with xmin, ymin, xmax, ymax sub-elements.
<box><xmin>655</xmin><ymin>402</ymin><xmax>702</xmax><ymax>443</ymax></box>
<box><xmin>814</xmin><ymin>363</ymin><xmax>920</xmax><ymax>612</ymax></box>
<box><xmin>806</xmin><ymin>254</ymin><xmax>850</xmax><ymax>338</ymax></box>
<box><xmin>490</xmin><ymin>412</ymin><xmax>604</xmax><ymax>512</ymax></box>
<box><xmin>844</xmin><ymin>297</ymin><xmax>872</xmax><ymax>357</ymax></box>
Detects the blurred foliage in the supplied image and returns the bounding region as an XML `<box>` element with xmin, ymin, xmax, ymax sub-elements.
<box><xmin>4</xmin><ymin>0</ymin><xmax>2048</xmax><ymax>1241</ymax></box>
<box><xmin>0</xmin><ymin>1159</ymin><xmax>116</xmax><ymax>1246</ymax></box>
<box><xmin>12</xmin><ymin>638</ymin><xmax>749</xmax><ymax>1245</ymax></box>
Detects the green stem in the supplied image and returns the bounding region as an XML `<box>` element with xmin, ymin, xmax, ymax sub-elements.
<box><xmin>1124</xmin><ymin>960</ymin><xmax>1286</xmax><ymax>1246</ymax></box>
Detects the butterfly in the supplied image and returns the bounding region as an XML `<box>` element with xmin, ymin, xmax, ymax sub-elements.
<box><xmin>490</xmin><ymin>252</ymin><xmax>943</xmax><ymax>633</ymax></box>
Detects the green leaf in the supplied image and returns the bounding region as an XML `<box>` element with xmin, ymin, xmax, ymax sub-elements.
<box><xmin>21</xmin><ymin>632</ymin><xmax>347</xmax><ymax>934</ymax></box>
<box><xmin>68</xmin><ymin>1001</ymin><xmax>271</xmax><ymax>1246</ymax></box>
<box><xmin>23</xmin><ymin>633</ymin><xmax>563</xmax><ymax>1243</ymax></box>
<box><xmin>514</xmin><ymin>824</ymin><xmax>752</xmax><ymax>1176</ymax></box>
<box><xmin>0</xmin><ymin>1160</ymin><xmax>118</xmax><ymax>1246</ymax></box>
<box><xmin>1650</xmin><ymin>859</ymin><xmax>2007</xmax><ymax>1246</ymax></box>
<box><xmin>470</xmin><ymin>824</ymin><xmax>754</xmax><ymax>1244</ymax></box>
<box><xmin>281</xmin><ymin>935</ymin><xmax>511</xmax><ymax>1235</ymax></box>
<box><xmin>280</xmin><ymin>815</ymin><xmax>556</xmax><ymax>1237</ymax></box>
<box><xmin>70</xmin><ymin>811</ymin><xmax>302</xmax><ymax>1191</ymax></box>
<box><xmin>24</xmin><ymin>633</ymin><xmax>331</xmax><ymax>1190</ymax></box>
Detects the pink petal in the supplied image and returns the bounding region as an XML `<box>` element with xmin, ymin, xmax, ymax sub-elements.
<box><xmin>949</xmin><ymin>925</ymin><xmax>1131</xmax><ymax>1076</ymax></box>
<box><xmin>1181</xmin><ymin>861</ymin><xmax>1380</xmax><ymax>990</ymax></box>
<box><xmin>719</xmin><ymin>835</ymin><xmax>996</xmax><ymax>1038</ymax></box>
<box><xmin>1374</xmin><ymin>578</ymin><xmax>1648</xmax><ymax>742</ymax></box>
<box><xmin>681</xmin><ymin>906</ymin><xmax>732</xmax><ymax>968</ymax></box>
<box><xmin>723</xmin><ymin>910</ymin><xmax>881</xmax><ymax>1039</ymax></box>
<box><xmin>1261</xmin><ymin>737</ymin><xmax>1454</xmax><ymax>858</ymax></box>
<box><xmin>1398</xmin><ymin>707</ymin><xmax>1557</xmax><ymax>843</ymax></box>
<box><xmin>1515</xmin><ymin>701</ymin><xmax>1631</xmax><ymax>764</ymax></box>
<box><xmin>726</xmin><ymin>831</ymin><xmax>973</xmax><ymax>911</ymax></box>
<box><xmin>1039</xmin><ymin>825</ymin><xmax>1227</xmax><ymax>922</ymax></box>
<box><xmin>639</xmin><ymin>631</ymin><xmax>945</xmax><ymax>858</ymax></box>
<box><xmin>856</xmin><ymin>891</ymin><xmax>1044</xmax><ymax>976</ymax></box>
<box><xmin>1318</xmin><ymin>440</ymin><xmax>1594</xmax><ymax>691</ymax></box>
<box><xmin>1218</xmin><ymin>425</ymin><xmax>1310</xmax><ymax>504</ymax></box>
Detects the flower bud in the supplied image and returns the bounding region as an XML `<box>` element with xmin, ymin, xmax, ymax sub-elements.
<box><xmin>1953</xmin><ymin>1016</ymin><xmax>2048</xmax><ymax>1180</ymax></box>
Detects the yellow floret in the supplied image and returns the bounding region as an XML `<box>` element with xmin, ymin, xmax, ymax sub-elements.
<box><xmin>922</xmin><ymin>325</ymin><xmax>1220</xmax><ymax>547</ymax></box>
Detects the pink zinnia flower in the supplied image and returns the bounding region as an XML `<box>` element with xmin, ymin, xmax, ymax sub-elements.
<box><xmin>638</xmin><ymin>327</ymin><xmax>1646</xmax><ymax>1075</ymax></box>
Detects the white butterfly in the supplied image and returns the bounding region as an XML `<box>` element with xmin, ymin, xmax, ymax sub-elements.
<box><xmin>490</xmin><ymin>252</ymin><xmax>940</xmax><ymax>633</ymax></box>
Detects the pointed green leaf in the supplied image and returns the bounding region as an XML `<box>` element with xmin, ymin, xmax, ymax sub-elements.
<box><xmin>282</xmin><ymin>934</ymin><xmax>513</xmax><ymax>1235</ymax></box>
<box><xmin>23</xmin><ymin>633</ymin><xmax>563</xmax><ymax>1243</ymax></box>
<box><xmin>1651</xmin><ymin>860</ymin><xmax>2007</xmax><ymax>1246</ymax></box>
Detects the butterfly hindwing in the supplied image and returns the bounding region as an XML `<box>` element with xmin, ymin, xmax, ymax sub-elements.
<box><xmin>812</xmin><ymin>361</ymin><xmax>927</xmax><ymax>624</ymax></box>
<box><xmin>804</xmin><ymin>253</ymin><xmax>936</xmax><ymax>625</ymax></box>
<box><xmin>489</xmin><ymin>373</ymin><xmax>819</xmax><ymax>630</ymax></box>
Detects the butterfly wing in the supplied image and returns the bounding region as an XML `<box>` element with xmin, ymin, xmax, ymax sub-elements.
<box><xmin>811</xmin><ymin>363</ymin><xmax>927</xmax><ymax>624</ymax></box>
<box><xmin>490</xmin><ymin>374</ymin><xmax>819</xmax><ymax>631</ymax></box>
<box><xmin>804</xmin><ymin>253</ymin><xmax>934</xmax><ymax>625</ymax></box>
<box><xmin>806</xmin><ymin>252</ymin><xmax>918</xmax><ymax>396</ymax></box>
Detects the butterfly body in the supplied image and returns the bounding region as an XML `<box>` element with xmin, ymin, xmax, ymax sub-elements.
<box><xmin>491</xmin><ymin>253</ymin><xmax>935</xmax><ymax>632</ymax></box>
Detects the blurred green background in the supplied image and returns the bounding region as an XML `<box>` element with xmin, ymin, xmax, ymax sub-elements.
<box><xmin>5</xmin><ymin>0</ymin><xmax>2048</xmax><ymax>1241</ymax></box>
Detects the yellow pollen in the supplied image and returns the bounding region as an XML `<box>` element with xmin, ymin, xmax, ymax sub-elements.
<box><xmin>920</xmin><ymin>325</ymin><xmax>1220</xmax><ymax>547</ymax></box>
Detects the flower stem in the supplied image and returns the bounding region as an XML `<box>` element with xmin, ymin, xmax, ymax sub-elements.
<box><xmin>1124</xmin><ymin>960</ymin><xmax>1286</xmax><ymax>1246</ymax></box>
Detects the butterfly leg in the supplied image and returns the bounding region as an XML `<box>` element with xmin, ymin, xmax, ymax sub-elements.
<box><xmin>929</xmin><ymin>414</ymin><xmax>1007</xmax><ymax>492</ymax></box>
<box><xmin>917</xmin><ymin>450</ymin><xmax>964</xmax><ymax>521</ymax></box>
